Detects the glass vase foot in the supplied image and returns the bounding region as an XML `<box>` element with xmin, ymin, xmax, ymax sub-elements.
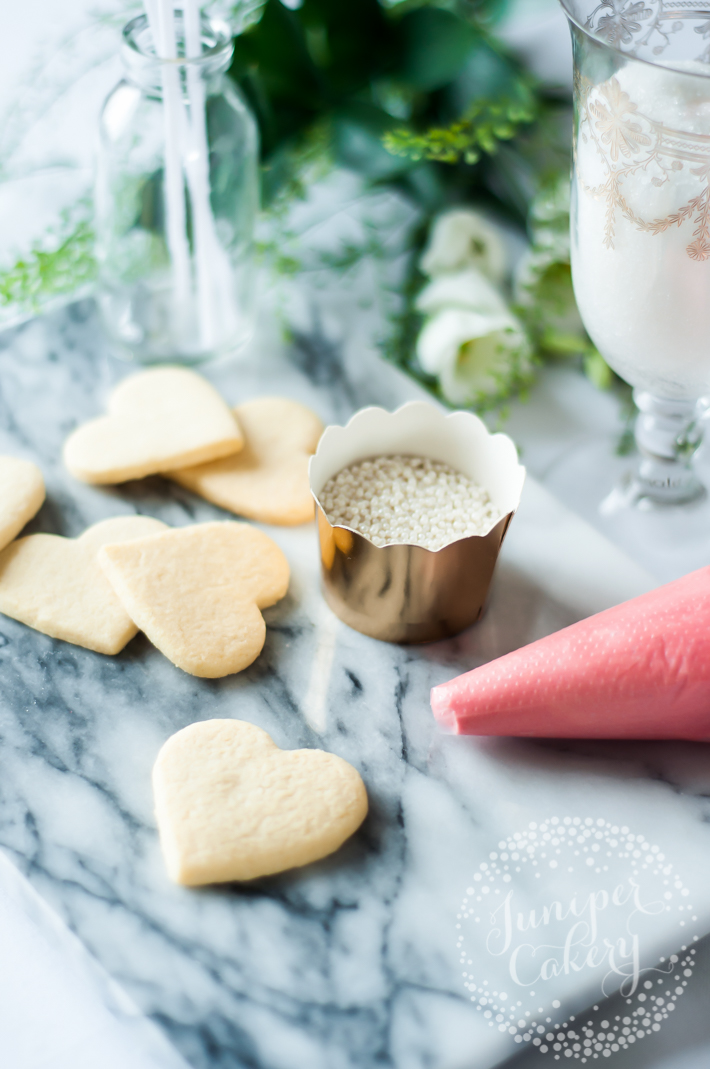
<box><xmin>631</xmin><ymin>391</ymin><xmax>705</xmax><ymax>506</ymax></box>
<box><xmin>541</xmin><ymin>437</ymin><xmax>710</xmax><ymax>582</ymax></box>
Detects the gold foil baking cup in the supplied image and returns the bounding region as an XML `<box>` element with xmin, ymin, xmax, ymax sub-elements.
<box><xmin>309</xmin><ymin>401</ymin><xmax>526</xmax><ymax>644</ymax></box>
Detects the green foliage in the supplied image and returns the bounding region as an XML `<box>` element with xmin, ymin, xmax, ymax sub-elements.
<box><xmin>583</xmin><ymin>347</ymin><xmax>614</xmax><ymax>391</ymax></box>
<box><xmin>516</xmin><ymin>257</ymin><xmax>586</xmax><ymax>353</ymax></box>
<box><xmin>515</xmin><ymin>175</ymin><xmax>594</xmax><ymax>365</ymax></box>
<box><xmin>230</xmin><ymin>0</ymin><xmax>398</xmax><ymax>161</ymax></box>
<box><xmin>381</xmin><ymin>219</ymin><xmax>434</xmax><ymax>388</ymax></box>
<box><xmin>396</xmin><ymin>6</ymin><xmax>480</xmax><ymax>90</ymax></box>
<box><xmin>232</xmin><ymin>2</ymin><xmax>623</xmax><ymax>423</ymax></box>
<box><xmin>229</xmin><ymin>0</ymin><xmax>554</xmax><ymax>222</ymax></box>
<box><xmin>0</xmin><ymin>211</ymin><xmax>96</xmax><ymax>315</ymax></box>
<box><xmin>383</xmin><ymin>89</ymin><xmax>536</xmax><ymax>165</ymax></box>
<box><xmin>227</xmin><ymin>0</ymin><xmax>573</xmax><ymax>415</ymax></box>
<box><xmin>513</xmin><ymin>174</ymin><xmax>632</xmax><ymax>423</ymax></box>
<box><xmin>1</xmin><ymin>0</ymin><xmax>583</xmax><ymax>427</ymax></box>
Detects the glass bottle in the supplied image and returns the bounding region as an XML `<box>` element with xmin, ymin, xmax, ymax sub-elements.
<box><xmin>95</xmin><ymin>13</ymin><xmax>258</xmax><ymax>364</ymax></box>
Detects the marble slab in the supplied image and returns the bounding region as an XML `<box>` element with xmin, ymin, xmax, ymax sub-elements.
<box><xmin>0</xmin><ymin>849</ymin><xmax>189</xmax><ymax>1068</ymax></box>
<box><xmin>2</xmin><ymin>285</ymin><xmax>710</xmax><ymax>1069</ymax></box>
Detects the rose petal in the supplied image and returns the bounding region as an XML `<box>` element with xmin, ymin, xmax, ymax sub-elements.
<box><xmin>416</xmin><ymin>268</ymin><xmax>509</xmax><ymax>317</ymax></box>
<box><xmin>420</xmin><ymin>209</ymin><xmax>508</xmax><ymax>281</ymax></box>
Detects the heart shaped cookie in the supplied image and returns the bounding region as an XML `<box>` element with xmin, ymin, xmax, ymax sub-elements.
<box><xmin>0</xmin><ymin>456</ymin><xmax>45</xmax><ymax>551</ymax></box>
<box><xmin>99</xmin><ymin>522</ymin><xmax>290</xmax><ymax>677</ymax></box>
<box><xmin>63</xmin><ymin>367</ymin><xmax>244</xmax><ymax>484</ymax></box>
<box><xmin>0</xmin><ymin>515</ymin><xmax>166</xmax><ymax>653</ymax></box>
<box><xmin>153</xmin><ymin>719</ymin><xmax>368</xmax><ymax>884</ymax></box>
<box><xmin>168</xmin><ymin>397</ymin><xmax>323</xmax><ymax>525</ymax></box>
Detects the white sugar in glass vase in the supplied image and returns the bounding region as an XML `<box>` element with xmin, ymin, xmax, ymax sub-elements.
<box><xmin>561</xmin><ymin>0</ymin><xmax>710</xmax><ymax>503</ymax></box>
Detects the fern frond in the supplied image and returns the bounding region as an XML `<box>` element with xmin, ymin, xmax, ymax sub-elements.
<box><xmin>383</xmin><ymin>88</ymin><xmax>537</xmax><ymax>165</ymax></box>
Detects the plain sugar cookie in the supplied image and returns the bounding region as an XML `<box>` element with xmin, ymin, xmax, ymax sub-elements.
<box><xmin>0</xmin><ymin>457</ymin><xmax>45</xmax><ymax>551</ymax></box>
<box><xmin>0</xmin><ymin>515</ymin><xmax>167</xmax><ymax>654</ymax></box>
<box><xmin>63</xmin><ymin>367</ymin><xmax>244</xmax><ymax>484</ymax></box>
<box><xmin>153</xmin><ymin>719</ymin><xmax>368</xmax><ymax>884</ymax></box>
<box><xmin>99</xmin><ymin>522</ymin><xmax>290</xmax><ymax>677</ymax></box>
<box><xmin>168</xmin><ymin>397</ymin><xmax>323</xmax><ymax>525</ymax></box>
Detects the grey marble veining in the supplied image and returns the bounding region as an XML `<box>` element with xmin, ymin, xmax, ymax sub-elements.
<box><xmin>2</xmin><ymin>284</ymin><xmax>710</xmax><ymax>1069</ymax></box>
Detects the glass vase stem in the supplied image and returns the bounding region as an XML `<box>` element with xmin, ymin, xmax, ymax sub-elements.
<box><xmin>633</xmin><ymin>391</ymin><xmax>704</xmax><ymax>505</ymax></box>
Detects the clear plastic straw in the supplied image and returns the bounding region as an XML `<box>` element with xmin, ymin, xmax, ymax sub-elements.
<box><xmin>143</xmin><ymin>0</ymin><xmax>191</xmax><ymax>327</ymax></box>
<box><xmin>183</xmin><ymin>0</ymin><xmax>238</xmax><ymax>349</ymax></box>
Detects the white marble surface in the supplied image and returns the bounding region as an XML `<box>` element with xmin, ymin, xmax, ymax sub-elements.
<box><xmin>2</xmin><ymin>284</ymin><xmax>710</xmax><ymax>1069</ymax></box>
<box><xmin>0</xmin><ymin>849</ymin><xmax>188</xmax><ymax>1068</ymax></box>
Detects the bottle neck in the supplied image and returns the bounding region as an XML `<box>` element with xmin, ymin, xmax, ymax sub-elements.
<box><xmin>121</xmin><ymin>12</ymin><xmax>233</xmax><ymax>93</ymax></box>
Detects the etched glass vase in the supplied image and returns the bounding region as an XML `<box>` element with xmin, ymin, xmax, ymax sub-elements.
<box><xmin>561</xmin><ymin>0</ymin><xmax>710</xmax><ymax>503</ymax></box>
<box><xmin>95</xmin><ymin>13</ymin><xmax>259</xmax><ymax>364</ymax></box>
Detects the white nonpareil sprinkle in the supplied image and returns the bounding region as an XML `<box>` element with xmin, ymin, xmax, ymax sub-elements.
<box><xmin>319</xmin><ymin>454</ymin><xmax>501</xmax><ymax>551</ymax></box>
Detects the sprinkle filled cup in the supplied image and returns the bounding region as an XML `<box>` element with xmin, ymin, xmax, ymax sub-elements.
<box><xmin>319</xmin><ymin>455</ymin><xmax>502</xmax><ymax>550</ymax></box>
<box><xmin>309</xmin><ymin>401</ymin><xmax>525</xmax><ymax>643</ymax></box>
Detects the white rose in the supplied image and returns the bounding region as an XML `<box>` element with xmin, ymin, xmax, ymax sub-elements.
<box><xmin>417</xmin><ymin>307</ymin><xmax>532</xmax><ymax>407</ymax></box>
<box><xmin>419</xmin><ymin>209</ymin><xmax>508</xmax><ymax>283</ymax></box>
<box><xmin>416</xmin><ymin>267</ymin><xmax>509</xmax><ymax>318</ymax></box>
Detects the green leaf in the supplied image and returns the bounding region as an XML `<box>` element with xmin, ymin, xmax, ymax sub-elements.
<box><xmin>447</xmin><ymin>39</ymin><xmax>524</xmax><ymax>107</ymax></box>
<box><xmin>299</xmin><ymin>0</ymin><xmax>397</xmax><ymax>95</ymax></box>
<box><xmin>583</xmin><ymin>348</ymin><xmax>614</xmax><ymax>391</ymax></box>
<box><xmin>539</xmin><ymin>329</ymin><xmax>588</xmax><ymax>355</ymax></box>
<box><xmin>396</xmin><ymin>7</ymin><xmax>480</xmax><ymax>91</ymax></box>
<box><xmin>333</xmin><ymin>103</ymin><xmax>417</xmax><ymax>180</ymax></box>
<box><xmin>529</xmin><ymin>259</ymin><xmax>575</xmax><ymax>316</ymax></box>
<box><xmin>229</xmin><ymin>0</ymin><xmax>325</xmax><ymax>153</ymax></box>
